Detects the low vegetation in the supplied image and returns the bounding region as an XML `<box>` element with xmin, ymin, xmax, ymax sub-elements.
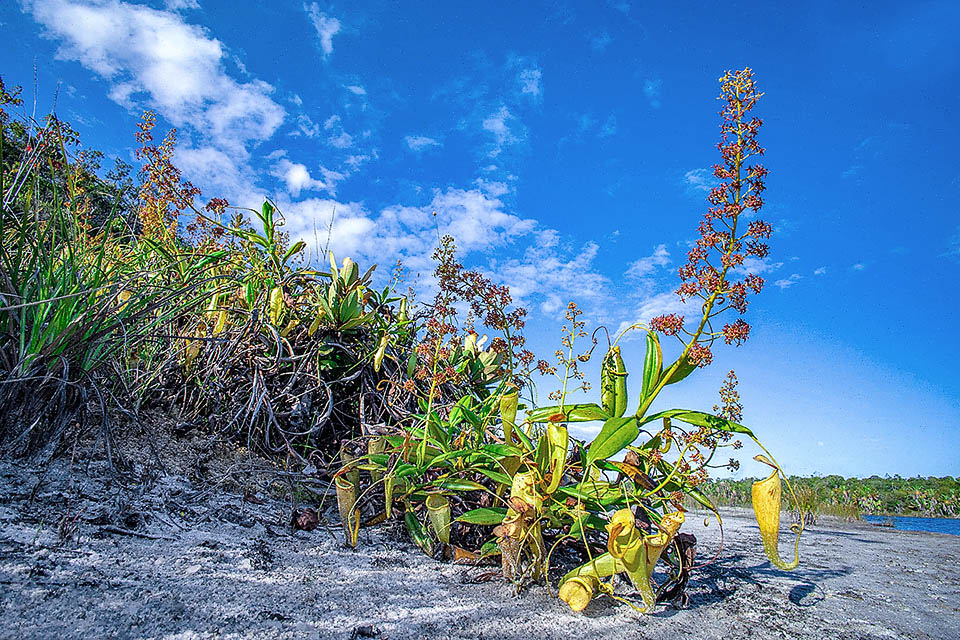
<box><xmin>0</xmin><ymin>68</ymin><xmax>806</xmax><ymax>613</ymax></box>
<box><xmin>702</xmin><ymin>474</ymin><xmax>960</xmax><ymax>522</ymax></box>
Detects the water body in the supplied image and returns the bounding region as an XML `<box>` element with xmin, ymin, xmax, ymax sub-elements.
<box><xmin>862</xmin><ymin>514</ymin><xmax>960</xmax><ymax>536</ymax></box>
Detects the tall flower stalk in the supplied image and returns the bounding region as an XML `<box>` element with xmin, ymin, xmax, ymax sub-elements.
<box><xmin>640</xmin><ymin>67</ymin><xmax>771</xmax><ymax>416</ymax></box>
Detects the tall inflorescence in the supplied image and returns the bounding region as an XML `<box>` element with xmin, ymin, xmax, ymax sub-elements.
<box><xmin>650</xmin><ymin>68</ymin><xmax>771</xmax><ymax>367</ymax></box>
<box><xmin>135</xmin><ymin>111</ymin><xmax>200</xmax><ymax>242</ymax></box>
<box><xmin>410</xmin><ymin>233</ymin><xmax>540</xmax><ymax>392</ymax></box>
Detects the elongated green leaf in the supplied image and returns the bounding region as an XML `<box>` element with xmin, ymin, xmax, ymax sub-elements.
<box><xmin>640</xmin><ymin>331</ymin><xmax>662</xmax><ymax>403</ymax></box>
<box><xmin>500</xmin><ymin>387</ymin><xmax>519</xmax><ymax>445</ymax></box>
<box><xmin>639</xmin><ymin>409</ymin><xmax>755</xmax><ymax>438</ymax></box>
<box><xmin>406</xmin><ymin>350</ymin><xmax>417</xmax><ymax>378</ymax></box>
<box><xmin>475</xmin><ymin>467</ymin><xmax>512</xmax><ymax>485</ymax></box>
<box><xmin>282</xmin><ymin>240</ymin><xmax>306</xmax><ymax>264</ymax></box>
<box><xmin>556</xmin><ymin>481</ymin><xmax>620</xmax><ymax>503</ymax></box>
<box><xmin>527</xmin><ymin>403</ymin><xmax>609</xmax><ymax>424</ymax></box>
<box><xmin>456</xmin><ymin>507</ymin><xmax>508</xmax><ymax>525</ymax></box>
<box><xmin>512</xmin><ymin>425</ymin><xmax>535</xmax><ymax>453</ymax></box>
<box><xmin>479</xmin><ymin>443</ymin><xmax>524</xmax><ymax>458</ymax></box>
<box><xmin>426</xmin><ymin>449</ymin><xmax>473</xmax><ymax>468</ymax></box>
<box><xmin>433</xmin><ymin>478</ymin><xmax>487</xmax><ymax>492</ymax></box>
<box><xmin>659</xmin><ymin>353</ymin><xmax>697</xmax><ymax>386</ymax></box>
<box><xmin>586</xmin><ymin>417</ymin><xmax>639</xmax><ymax>467</ymax></box>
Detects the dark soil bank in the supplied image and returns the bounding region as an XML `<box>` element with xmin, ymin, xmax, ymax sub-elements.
<box><xmin>1</xmin><ymin>459</ymin><xmax>958</xmax><ymax>640</ymax></box>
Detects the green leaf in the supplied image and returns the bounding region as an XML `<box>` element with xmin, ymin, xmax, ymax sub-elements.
<box><xmin>433</xmin><ymin>478</ymin><xmax>487</xmax><ymax>492</ymax></box>
<box><xmin>640</xmin><ymin>331</ymin><xmax>662</xmax><ymax>404</ymax></box>
<box><xmin>282</xmin><ymin>240</ymin><xmax>306</xmax><ymax>264</ymax></box>
<box><xmin>659</xmin><ymin>353</ymin><xmax>697</xmax><ymax>386</ymax></box>
<box><xmin>480</xmin><ymin>443</ymin><xmax>524</xmax><ymax>458</ymax></box>
<box><xmin>586</xmin><ymin>417</ymin><xmax>639</xmax><ymax>467</ymax></box>
<box><xmin>406</xmin><ymin>351</ymin><xmax>417</xmax><ymax>378</ymax></box>
<box><xmin>475</xmin><ymin>467</ymin><xmax>512</xmax><ymax>485</ymax></box>
<box><xmin>639</xmin><ymin>409</ymin><xmax>755</xmax><ymax>438</ymax></box>
<box><xmin>261</xmin><ymin>200</ymin><xmax>275</xmax><ymax>242</ymax></box>
<box><xmin>456</xmin><ymin>507</ymin><xmax>508</xmax><ymax>525</ymax></box>
<box><xmin>527</xmin><ymin>403</ymin><xmax>609</xmax><ymax>424</ymax></box>
<box><xmin>556</xmin><ymin>481</ymin><xmax>620</xmax><ymax>504</ymax></box>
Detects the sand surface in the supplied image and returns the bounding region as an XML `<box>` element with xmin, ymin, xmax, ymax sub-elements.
<box><xmin>1</xmin><ymin>458</ymin><xmax>958</xmax><ymax>640</ymax></box>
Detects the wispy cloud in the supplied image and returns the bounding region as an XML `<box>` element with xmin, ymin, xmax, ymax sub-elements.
<box><xmin>852</xmin><ymin>262</ymin><xmax>866</xmax><ymax>271</ymax></box>
<box><xmin>163</xmin><ymin>0</ymin><xmax>198</xmax><ymax>10</ymax></box>
<box><xmin>304</xmin><ymin>3</ymin><xmax>341</xmax><ymax>57</ymax></box>
<box><xmin>773</xmin><ymin>273</ymin><xmax>803</xmax><ymax>289</ymax></box>
<box><xmin>323</xmin><ymin>114</ymin><xmax>353</xmax><ymax>148</ymax></box>
<box><xmin>736</xmin><ymin>257</ymin><xmax>784</xmax><ymax>276</ymax></box>
<box><xmin>482</xmin><ymin>106</ymin><xmax>521</xmax><ymax>157</ymax></box>
<box><xmin>495</xmin><ymin>232</ymin><xmax>609</xmax><ymax>314</ymax></box>
<box><xmin>590</xmin><ymin>31</ymin><xmax>612</xmax><ymax>52</ymax></box>
<box><xmin>560</xmin><ymin>111</ymin><xmax>617</xmax><ymax>146</ymax></box>
<box><xmin>607</xmin><ymin>0</ymin><xmax>631</xmax><ymax>13</ymax></box>
<box><xmin>519</xmin><ymin>68</ymin><xmax>542</xmax><ymax>98</ymax></box>
<box><xmin>683</xmin><ymin>167</ymin><xmax>716</xmax><ymax>194</ymax></box>
<box><xmin>346</xmin><ymin>85</ymin><xmax>366</xmax><ymax>96</ymax></box>
<box><xmin>643</xmin><ymin>78</ymin><xmax>662</xmax><ymax>108</ymax></box>
<box><xmin>945</xmin><ymin>227</ymin><xmax>960</xmax><ymax>259</ymax></box>
<box><xmin>599</xmin><ymin>114</ymin><xmax>617</xmax><ymax>138</ymax></box>
<box><xmin>625</xmin><ymin>244</ymin><xmax>670</xmax><ymax>280</ymax></box>
<box><xmin>405</xmin><ymin>135</ymin><xmax>441</xmax><ymax>152</ymax></box>
<box><xmin>814</xmin><ymin>266</ymin><xmax>827</xmax><ymax>275</ymax></box>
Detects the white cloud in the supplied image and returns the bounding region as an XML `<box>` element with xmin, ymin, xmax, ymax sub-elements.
<box><xmin>473</xmin><ymin>178</ymin><xmax>509</xmax><ymax>198</ymax></box>
<box><xmin>814</xmin><ymin>266</ymin><xmax>827</xmax><ymax>275</ymax></box>
<box><xmin>519</xmin><ymin>68</ymin><xmax>542</xmax><ymax>97</ymax></box>
<box><xmin>346</xmin><ymin>85</ymin><xmax>366</xmax><ymax>96</ymax></box>
<box><xmin>270</xmin><ymin>157</ymin><xmax>342</xmax><ymax>198</ymax></box>
<box><xmin>482</xmin><ymin>106</ymin><xmax>520</xmax><ymax>157</ymax></box>
<box><xmin>735</xmin><ymin>257</ymin><xmax>784</xmax><ymax>276</ymax></box>
<box><xmin>328</xmin><ymin>131</ymin><xmax>353</xmax><ymax>148</ymax></box>
<box><xmin>495</xmin><ymin>234</ymin><xmax>608</xmax><ymax>312</ymax></box>
<box><xmin>176</xmin><ymin>144</ymin><xmax>258</xmax><ymax>204</ymax></box>
<box><xmin>405</xmin><ymin>135</ymin><xmax>441</xmax><ymax>152</ymax></box>
<box><xmin>27</xmin><ymin>0</ymin><xmax>285</xmax><ymax>155</ymax></box>
<box><xmin>591</xmin><ymin>31</ymin><xmax>612</xmax><ymax>52</ymax></box>
<box><xmin>852</xmin><ymin>262</ymin><xmax>866</xmax><ymax>271</ymax></box>
<box><xmin>946</xmin><ymin>228</ymin><xmax>960</xmax><ymax>258</ymax></box>
<box><xmin>304</xmin><ymin>3</ymin><xmax>341</xmax><ymax>57</ymax></box>
<box><xmin>599</xmin><ymin>114</ymin><xmax>617</xmax><ymax>138</ymax></box>
<box><xmin>683</xmin><ymin>168</ymin><xmax>716</xmax><ymax>193</ymax></box>
<box><xmin>294</xmin><ymin>114</ymin><xmax>322</xmax><ymax>138</ymax></box>
<box><xmin>163</xmin><ymin>0</ymin><xmax>199</xmax><ymax>10</ymax></box>
<box><xmin>323</xmin><ymin>114</ymin><xmax>353</xmax><ymax>148</ymax></box>
<box><xmin>625</xmin><ymin>244</ymin><xmax>670</xmax><ymax>279</ymax></box>
<box><xmin>277</xmin><ymin>186</ymin><xmax>537</xmax><ymax>276</ymax></box>
<box><xmin>773</xmin><ymin>273</ymin><xmax>802</xmax><ymax>289</ymax></box>
<box><xmin>643</xmin><ymin>78</ymin><xmax>662</xmax><ymax>109</ymax></box>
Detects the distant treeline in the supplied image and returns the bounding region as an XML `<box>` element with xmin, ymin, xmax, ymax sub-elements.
<box><xmin>700</xmin><ymin>475</ymin><xmax>960</xmax><ymax>520</ymax></box>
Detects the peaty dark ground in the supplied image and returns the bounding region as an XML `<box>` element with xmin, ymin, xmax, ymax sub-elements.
<box><xmin>1</xmin><ymin>458</ymin><xmax>958</xmax><ymax>640</ymax></box>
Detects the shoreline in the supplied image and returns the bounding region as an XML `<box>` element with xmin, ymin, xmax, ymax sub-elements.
<box><xmin>2</xmin><ymin>459</ymin><xmax>958</xmax><ymax>639</ymax></box>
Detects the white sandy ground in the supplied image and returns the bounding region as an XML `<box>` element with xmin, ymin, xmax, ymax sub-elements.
<box><xmin>1</xmin><ymin>458</ymin><xmax>958</xmax><ymax>640</ymax></box>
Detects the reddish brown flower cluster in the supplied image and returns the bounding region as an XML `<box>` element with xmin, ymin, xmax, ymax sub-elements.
<box><xmin>651</xmin><ymin>68</ymin><xmax>771</xmax><ymax>368</ymax></box>
<box><xmin>135</xmin><ymin>111</ymin><xmax>201</xmax><ymax>242</ymax></box>
<box><xmin>546</xmin><ymin>302</ymin><xmax>591</xmax><ymax>401</ymax></box>
<box><xmin>411</xmin><ymin>235</ymin><xmax>538</xmax><ymax>389</ymax></box>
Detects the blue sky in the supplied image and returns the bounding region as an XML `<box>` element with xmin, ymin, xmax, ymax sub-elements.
<box><xmin>2</xmin><ymin>1</ymin><xmax>959</xmax><ymax>478</ymax></box>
